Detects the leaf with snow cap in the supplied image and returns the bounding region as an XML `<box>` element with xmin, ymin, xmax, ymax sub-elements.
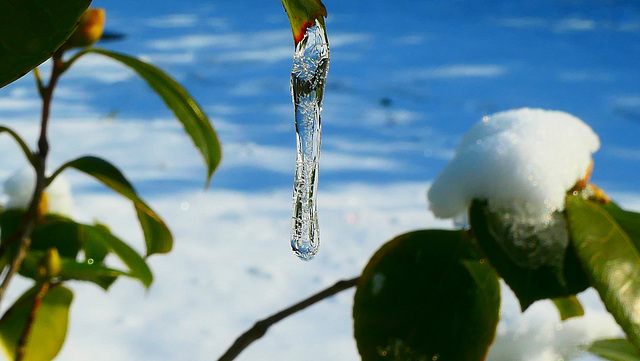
<box><xmin>469</xmin><ymin>200</ymin><xmax>589</xmax><ymax>310</ymax></box>
<box><xmin>280</xmin><ymin>0</ymin><xmax>327</xmax><ymax>44</ymax></box>
<box><xmin>567</xmin><ymin>196</ymin><xmax>640</xmax><ymax>350</ymax></box>
<box><xmin>353</xmin><ymin>230</ymin><xmax>500</xmax><ymax>361</ymax></box>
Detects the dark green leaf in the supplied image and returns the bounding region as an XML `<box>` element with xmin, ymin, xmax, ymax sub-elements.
<box><xmin>50</xmin><ymin>156</ymin><xmax>172</xmax><ymax>256</ymax></box>
<box><xmin>17</xmin><ymin>218</ymin><xmax>151</xmax><ymax>288</ymax></box>
<box><xmin>567</xmin><ymin>196</ymin><xmax>640</xmax><ymax>349</ymax></box>
<box><xmin>0</xmin><ymin>0</ymin><xmax>90</xmax><ymax>88</ymax></box>
<box><xmin>0</xmin><ymin>285</ymin><xmax>73</xmax><ymax>361</ymax></box>
<box><xmin>0</xmin><ymin>126</ymin><xmax>35</xmax><ymax>166</ymax></box>
<box><xmin>58</xmin><ymin>258</ymin><xmax>124</xmax><ymax>290</ymax></box>
<box><xmin>79</xmin><ymin>223</ymin><xmax>152</xmax><ymax>288</ymax></box>
<box><xmin>552</xmin><ymin>296</ymin><xmax>584</xmax><ymax>321</ymax></box>
<box><xmin>67</xmin><ymin>48</ymin><xmax>222</xmax><ymax>187</ymax></box>
<box><xmin>600</xmin><ymin>202</ymin><xmax>640</xmax><ymax>251</ymax></box>
<box><xmin>469</xmin><ymin>200</ymin><xmax>588</xmax><ymax>310</ymax></box>
<box><xmin>353</xmin><ymin>230</ymin><xmax>500</xmax><ymax>361</ymax></box>
<box><xmin>588</xmin><ymin>338</ymin><xmax>640</xmax><ymax>361</ymax></box>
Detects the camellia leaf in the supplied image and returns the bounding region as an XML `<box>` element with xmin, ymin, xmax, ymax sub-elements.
<box><xmin>280</xmin><ymin>0</ymin><xmax>327</xmax><ymax>44</ymax></box>
<box><xmin>588</xmin><ymin>338</ymin><xmax>640</xmax><ymax>361</ymax></box>
<box><xmin>600</xmin><ymin>202</ymin><xmax>640</xmax><ymax>251</ymax></box>
<box><xmin>58</xmin><ymin>258</ymin><xmax>124</xmax><ymax>290</ymax></box>
<box><xmin>0</xmin><ymin>0</ymin><xmax>90</xmax><ymax>88</ymax></box>
<box><xmin>50</xmin><ymin>156</ymin><xmax>172</xmax><ymax>256</ymax></box>
<box><xmin>19</xmin><ymin>219</ymin><xmax>152</xmax><ymax>288</ymax></box>
<box><xmin>0</xmin><ymin>285</ymin><xmax>73</xmax><ymax>361</ymax></box>
<box><xmin>64</xmin><ymin>48</ymin><xmax>221</xmax><ymax>187</ymax></box>
<box><xmin>0</xmin><ymin>126</ymin><xmax>35</xmax><ymax>166</ymax></box>
<box><xmin>552</xmin><ymin>296</ymin><xmax>585</xmax><ymax>321</ymax></box>
<box><xmin>469</xmin><ymin>199</ymin><xmax>589</xmax><ymax>310</ymax></box>
<box><xmin>353</xmin><ymin>230</ymin><xmax>500</xmax><ymax>361</ymax></box>
<box><xmin>566</xmin><ymin>196</ymin><xmax>640</xmax><ymax>349</ymax></box>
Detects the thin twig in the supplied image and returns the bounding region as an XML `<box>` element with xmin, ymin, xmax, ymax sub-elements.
<box><xmin>15</xmin><ymin>281</ymin><xmax>50</xmax><ymax>361</ymax></box>
<box><xmin>0</xmin><ymin>50</ymin><xmax>65</xmax><ymax>307</ymax></box>
<box><xmin>217</xmin><ymin>276</ymin><xmax>360</xmax><ymax>361</ymax></box>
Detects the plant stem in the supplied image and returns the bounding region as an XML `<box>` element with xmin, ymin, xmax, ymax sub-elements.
<box><xmin>15</xmin><ymin>282</ymin><xmax>51</xmax><ymax>361</ymax></box>
<box><xmin>0</xmin><ymin>51</ymin><xmax>65</xmax><ymax>307</ymax></box>
<box><xmin>217</xmin><ymin>276</ymin><xmax>360</xmax><ymax>361</ymax></box>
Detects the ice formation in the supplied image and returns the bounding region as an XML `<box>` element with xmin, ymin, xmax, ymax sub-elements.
<box><xmin>427</xmin><ymin>108</ymin><xmax>600</xmax><ymax>226</ymax></box>
<box><xmin>3</xmin><ymin>167</ymin><xmax>74</xmax><ymax>217</ymax></box>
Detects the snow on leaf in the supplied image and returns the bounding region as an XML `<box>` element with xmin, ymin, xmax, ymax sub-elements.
<box><xmin>427</xmin><ymin>108</ymin><xmax>599</xmax><ymax>227</ymax></box>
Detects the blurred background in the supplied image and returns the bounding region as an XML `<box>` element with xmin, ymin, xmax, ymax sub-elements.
<box><xmin>0</xmin><ymin>0</ymin><xmax>639</xmax><ymax>360</ymax></box>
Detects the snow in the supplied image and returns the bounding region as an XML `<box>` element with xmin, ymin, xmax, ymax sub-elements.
<box><xmin>428</xmin><ymin>108</ymin><xmax>600</xmax><ymax>226</ymax></box>
<box><xmin>2</xmin><ymin>167</ymin><xmax>73</xmax><ymax>217</ymax></box>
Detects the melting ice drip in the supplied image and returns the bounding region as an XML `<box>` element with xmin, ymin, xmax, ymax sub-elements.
<box><xmin>290</xmin><ymin>20</ymin><xmax>330</xmax><ymax>260</ymax></box>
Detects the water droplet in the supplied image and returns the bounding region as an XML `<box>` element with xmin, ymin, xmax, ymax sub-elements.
<box><xmin>290</xmin><ymin>20</ymin><xmax>330</xmax><ymax>261</ymax></box>
<box><xmin>87</xmin><ymin>258</ymin><xmax>94</xmax><ymax>265</ymax></box>
<box><xmin>181</xmin><ymin>202</ymin><xmax>190</xmax><ymax>211</ymax></box>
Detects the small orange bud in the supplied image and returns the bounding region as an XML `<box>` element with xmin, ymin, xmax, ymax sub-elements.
<box><xmin>63</xmin><ymin>8</ymin><xmax>106</xmax><ymax>49</ymax></box>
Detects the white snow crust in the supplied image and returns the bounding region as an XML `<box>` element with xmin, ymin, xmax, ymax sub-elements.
<box><xmin>427</xmin><ymin>108</ymin><xmax>600</xmax><ymax>226</ymax></box>
<box><xmin>3</xmin><ymin>167</ymin><xmax>74</xmax><ymax>217</ymax></box>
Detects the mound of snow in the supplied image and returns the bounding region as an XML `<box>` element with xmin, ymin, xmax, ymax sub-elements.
<box><xmin>3</xmin><ymin>167</ymin><xmax>74</xmax><ymax>217</ymax></box>
<box><xmin>427</xmin><ymin>108</ymin><xmax>599</xmax><ymax>226</ymax></box>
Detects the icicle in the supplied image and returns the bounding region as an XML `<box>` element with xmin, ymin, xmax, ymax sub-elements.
<box><xmin>290</xmin><ymin>19</ymin><xmax>330</xmax><ymax>261</ymax></box>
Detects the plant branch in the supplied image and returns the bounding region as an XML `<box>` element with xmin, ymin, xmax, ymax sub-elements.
<box><xmin>15</xmin><ymin>281</ymin><xmax>50</xmax><ymax>361</ymax></box>
<box><xmin>217</xmin><ymin>276</ymin><xmax>360</xmax><ymax>361</ymax></box>
<box><xmin>0</xmin><ymin>50</ymin><xmax>65</xmax><ymax>307</ymax></box>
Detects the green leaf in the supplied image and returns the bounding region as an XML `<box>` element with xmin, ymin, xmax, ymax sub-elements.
<box><xmin>0</xmin><ymin>0</ymin><xmax>90</xmax><ymax>88</ymax></box>
<box><xmin>0</xmin><ymin>126</ymin><xmax>35</xmax><ymax>166</ymax></box>
<box><xmin>58</xmin><ymin>258</ymin><xmax>124</xmax><ymax>290</ymax></box>
<box><xmin>0</xmin><ymin>285</ymin><xmax>73</xmax><ymax>361</ymax></box>
<box><xmin>469</xmin><ymin>200</ymin><xmax>588</xmax><ymax>310</ymax></box>
<box><xmin>566</xmin><ymin>196</ymin><xmax>640</xmax><ymax>349</ymax></box>
<box><xmin>50</xmin><ymin>156</ymin><xmax>172</xmax><ymax>256</ymax></box>
<box><xmin>280</xmin><ymin>0</ymin><xmax>327</xmax><ymax>43</ymax></box>
<box><xmin>588</xmin><ymin>338</ymin><xmax>640</xmax><ymax>361</ymax></box>
<box><xmin>66</xmin><ymin>48</ymin><xmax>222</xmax><ymax>187</ymax></box>
<box><xmin>552</xmin><ymin>296</ymin><xmax>585</xmax><ymax>321</ymax></box>
<box><xmin>16</xmin><ymin>218</ymin><xmax>152</xmax><ymax>288</ymax></box>
<box><xmin>79</xmin><ymin>223</ymin><xmax>152</xmax><ymax>288</ymax></box>
<box><xmin>353</xmin><ymin>230</ymin><xmax>500</xmax><ymax>361</ymax></box>
<box><xmin>600</xmin><ymin>202</ymin><xmax>640</xmax><ymax>251</ymax></box>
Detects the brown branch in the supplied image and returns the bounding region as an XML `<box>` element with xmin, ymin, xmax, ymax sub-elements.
<box><xmin>0</xmin><ymin>51</ymin><xmax>65</xmax><ymax>307</ymax></box>
<box><xmin>217</xmin><ymin>276</ymin><xmax>360</xmax><ymax>361</ymax></box>
<box><xmin>15</xmin><ymin>282</ymin><xmax>50</xmax><ymax>361</ymax></box>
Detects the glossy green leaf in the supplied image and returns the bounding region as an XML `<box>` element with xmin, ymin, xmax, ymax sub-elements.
<box><xmin>58</xmin><ymin>258</ymin><xmax>123</xmax><ymax>290</ymax></box>
<box><xmin>15</xmin><ymin>217</ymin><xmax>151</xmax><ymax>288</ymax></box>
<box><xmin>353</xmin><ymin>230</ymin><xmax>500</xmax><ymax>361</ymax></box>
<box><xmin>552</xmin><ymin>296</ymin><xmax>584</xmax><ymax>321</ymax></box>
<box><xmin>280</xmin><ymin>0</ymin><xmax>327</xmax><ymax>43</ymax></box>
<box><xmin>0</xmin><ymin>285</ymin><xmax>73</xmax><ymax>361</ymax></box>
<box><xmin>588</xmin><ymin>338</ymin><xmax>640</xmax><ymax>361</ymax></box>
<box><xmin>600</xmin><ymin>202</ymin><xmax>640</xmax><ymax>251</ymax></box>
<box><xmin>0</xmin><ymin>0</ymin><xmax>90</xmax><ymax>88</ymax></box>
<box><xmin>79</xmin><ymin>223</ymin><xmax>152</xmax><ymax>288</ymax></box>
<box><xmin>470</xmin><ymin>200</ymin><xmax>588</xmax><ymax>310</ymax></box>
<box><xmin>567</xmin><ymin>196</ymin><xmax>640</xmax><ymax>349</ymax></box>
<box><xmin>66</xmin><ymin>48</ymin><xmax>222</xmax><ymax>187</ymax></box>
<box><xmin>0</xmin><ymin>126</ymin><xmax>35</xmax><ymax>166</ymax></box>
<box><xmin>50</xmin><ymin>156</ymin><xmax>172</xmax><ymax>256</ymax></box>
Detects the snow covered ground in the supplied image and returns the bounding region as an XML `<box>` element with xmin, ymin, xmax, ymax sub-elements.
<box><xmin>1</xmin><ymin>0</ymin><xmax>640</xmax><ymax>360</ymax></box>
